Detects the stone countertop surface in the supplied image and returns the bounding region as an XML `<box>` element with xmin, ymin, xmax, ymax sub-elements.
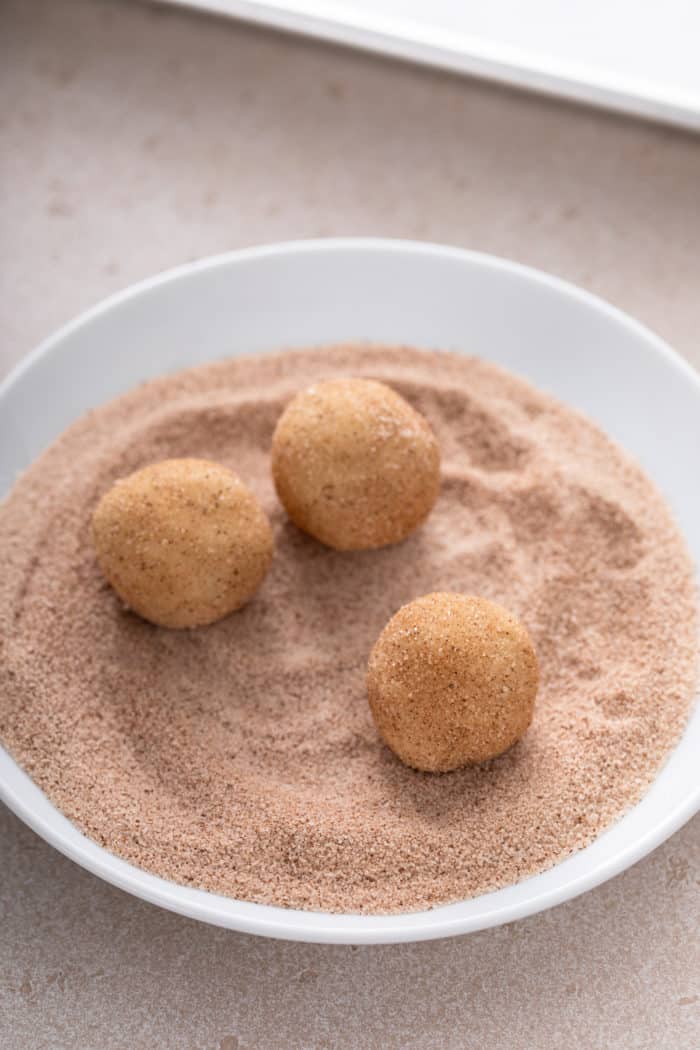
<box><xmin>1</xmin><ymin>1</ymin><xmax>699</xmax><ymax>1048</ymax></box>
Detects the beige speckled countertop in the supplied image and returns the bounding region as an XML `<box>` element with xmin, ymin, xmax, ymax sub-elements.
<box><xmin>1</xmin><ymin>1</ymin><xmax>699</xmax><ymax>1047</ymax></box>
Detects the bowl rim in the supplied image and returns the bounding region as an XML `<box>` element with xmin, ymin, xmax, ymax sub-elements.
<box><xmin>1</xmin><ymin>237</ymin><xmax>699</xmax><ymax>944</ymax></box>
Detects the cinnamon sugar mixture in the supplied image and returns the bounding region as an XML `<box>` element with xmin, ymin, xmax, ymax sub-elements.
<box><xmin>0</xmin><ymin>346</ymin><xmax>697</xmax><ymax>913</ymax></box>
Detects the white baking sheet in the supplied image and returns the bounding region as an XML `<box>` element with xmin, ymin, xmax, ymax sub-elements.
<box><xmin>157</xmin><ymin>0</ymin><xmax>700</xmax><ymax>131</ymax></box>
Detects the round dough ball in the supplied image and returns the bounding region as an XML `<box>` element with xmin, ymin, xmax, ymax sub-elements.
<box><xmin>92</xmin><ymin>458</ymin><xmax>273</xmax><ymax>628</ymax></box>
<box><xmin>271</xmin><ymin>378</ymin><xmax>441</xmax><ymax>551</ymax></box>
<box><xmin>367</xmin><ymin>593</ymin><xmax>538</xmax><ymax>772</ymax></box>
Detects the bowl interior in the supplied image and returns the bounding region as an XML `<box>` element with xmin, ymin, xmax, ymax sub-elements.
<box><xmin>1</xmin><ymin>239</ymin><xmax>699</xmax><ymax>943</ymax></box>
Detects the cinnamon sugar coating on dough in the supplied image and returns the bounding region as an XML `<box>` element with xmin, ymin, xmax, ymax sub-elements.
<box><xmin>92</xmin><ymin>458</ymin><xmax>273</xmax><ymax>628</ymax></box>
<box><xmin>271</xmin><ymin>378</ymin><xmax>440</xmax><ymax>550</ymax></box>
<box><xmin>368</xmin><ymin>593</ymin><xmax>538</xmax><ymax>771</ymax></box>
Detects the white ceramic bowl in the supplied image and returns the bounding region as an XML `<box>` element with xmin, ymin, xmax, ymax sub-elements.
<box><xmin>1</xmin><ymin>239</ymin><xmax>698</xmax><ymax>944</ymax></box>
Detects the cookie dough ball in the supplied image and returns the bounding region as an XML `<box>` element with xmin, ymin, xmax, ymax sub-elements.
<box><xmin>92</xmin><ymin>458</ymin><xmax>273</xmax><ymax>628</ymax></box>
<box><xmin>271</xmin><ymin>378</ymin><xmax>440</xmax><ymax>551</ymax></box>
<box><xmin>367</xmin><ymin>593</ymin><xmax>538</xmax><ymax>772</ymax></box>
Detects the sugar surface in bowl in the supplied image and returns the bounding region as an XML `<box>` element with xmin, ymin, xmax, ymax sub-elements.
<box><xmin>0</xmin><ymin>345</ymin><xmax>697</xmax><ymax>913</ymax></box>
